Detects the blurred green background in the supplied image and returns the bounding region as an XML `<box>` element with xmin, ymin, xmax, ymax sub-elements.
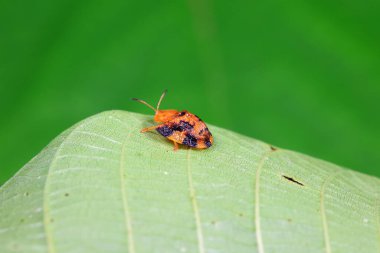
<box><xmin>1</xmin><ymin>0</ymin><xmax>379</xmax><ymax>185</ymax></box>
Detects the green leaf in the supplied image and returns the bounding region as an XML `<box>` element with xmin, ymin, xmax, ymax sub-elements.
<box><xmin>0</xmin><ymin>110</ymin><xmax>379</xmax><ymax>253</ymax></box>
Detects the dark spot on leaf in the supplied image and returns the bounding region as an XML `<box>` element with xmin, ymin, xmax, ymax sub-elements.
<box><xmin>270</xmin><ymin>146</ymin><xmax>277</xmax><ymax>151</ymax></box>
<box><xmin>238</xmin><ymin>213</ymin><xmax>244</xmax><ymax>217</ymax></box>
<box><xmin>156</xmin><ymin>125</ymin><xmax>173</xmax><ymax>137</ymax></box>
<box><xmin>64</xmin><ymin>193</ymin><xmax>69</xmax><ymax>197</ymax></box>
<box><xmin>287</xmin><ymin>218</ymin><xmax>292</xmax><ymax>222</ymax></box>
<box><xmin>182</xmin><ymin>133</ymin><xmax>198</xmax><ymax>147</ymax></box>
<box><xmin>25</xmin><ymin>192</ymin><xmax>29</xmax><ymax>196</ymax></box>
<box><xmin>50</xmin><ymin>218</ymin><xmax>54</xmax><ymax>223</ymax></box>
<box><xmin>211</xmin><ymin>220</ymin><xmax>216</xmax><ymax>225</ymax></box>
<box><xmin>20</xmin><ymin>218</ymin><xmax>24</xmax><ymax>223</ymax></box>
<box><xmin>282</xmin><ymin>175</ymin><xmax>304</xmax><ymax>186</ymax></box>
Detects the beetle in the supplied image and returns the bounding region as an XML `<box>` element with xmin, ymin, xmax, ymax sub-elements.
<box><xmin>132</xmin><ymin>90</ymin><xmax>213</xmax><ymax>151</ymax></box>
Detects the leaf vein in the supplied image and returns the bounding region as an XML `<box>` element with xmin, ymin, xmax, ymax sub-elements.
<box><xmin>42</xmin><ymin>118</ymin><xmax>101</xmax><ymax>253</ymax></box>
<box><xmin>255</xmin><ymin>148</ymin><xmax>278</xmax><ymax>253</ymax></box>
<box><xmin>187</xmin><ymin>150</ymin><xmax>205</xmax><ymax>253</ymax></box>
<box><xmin>376</xmin><ymin>195</ymin><xmax>380</xmax><ymax>253</ymax></box>
<box><xmin>120</xmin><ymin>130</ymin><xmax>136</xmax><ymax>253</ymax></box>
<box><xmin>76</xmin><ymin>130</ymin><xmax>123</xmax><ymax>145</ymax></box>
<box><xmin>320</xmin><ymin>170</ymin><xmax>342</xmax><ymax>253</ymax></box>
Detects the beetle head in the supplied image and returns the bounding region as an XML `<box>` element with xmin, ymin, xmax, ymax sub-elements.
<box><xmin>132</xmin><ymin>89</ymin><xmax>179</xmax><ymax>122</ymax></box>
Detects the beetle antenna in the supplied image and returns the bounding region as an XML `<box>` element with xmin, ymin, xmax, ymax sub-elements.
<box><xmin>156</xmin><ymin>89</ymin><xmax>167</xmax><ymax>111</ymax></box>
<box><xmin>131</xmin><ymin>98</ymin><xmax>157</xmax><ymax>112</ymax></box>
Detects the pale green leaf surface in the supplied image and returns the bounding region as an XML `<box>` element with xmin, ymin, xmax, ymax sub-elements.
<box><xmin>0</xmin><ymin>110</ymin><xmax>379</xmax><ymax>253</ymax></box>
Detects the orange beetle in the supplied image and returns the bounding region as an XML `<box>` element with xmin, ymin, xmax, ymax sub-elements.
<box><xmin>132</xmin><ymin>90</ymin><xmax>213</xmax><ymax>151</ymax></box>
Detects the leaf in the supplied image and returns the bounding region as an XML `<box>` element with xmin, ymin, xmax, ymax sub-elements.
<box><xmin>0</xmin><ymin>110</ymin><xmax>379</xmax><ymax>253</ymax></box>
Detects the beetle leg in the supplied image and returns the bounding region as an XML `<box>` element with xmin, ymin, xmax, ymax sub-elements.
<box><xmin>140</xmin><ymin>125</ymin><xmax>161</xmax><ymax>133</ymax></box>
<box><xmin>173</xmin><ymin>141</ymin><xmax>179</xmax><ymax>151</ymax></box>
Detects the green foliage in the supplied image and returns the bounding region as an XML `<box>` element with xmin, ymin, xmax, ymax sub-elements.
<box><xmin>1</xmin><ymin>111</ymin><xmax>379</xmax><ymax>253</ymax></box>
<box><xmin>1</xmin><ymin>1</ymin><xmax>380</xmax><ymax>185</ymax></box>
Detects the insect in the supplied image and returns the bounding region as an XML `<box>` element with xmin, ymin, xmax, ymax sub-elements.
<box><xmin>132</xmin><ymin>90</ymin><xmax>213</xmax><ymax>151</ymax></box>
